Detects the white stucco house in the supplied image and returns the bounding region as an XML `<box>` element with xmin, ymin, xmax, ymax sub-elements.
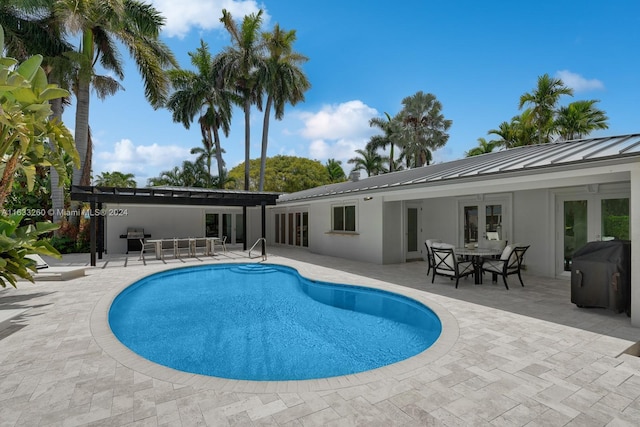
<box><xmin>79</xmin><ymin>133</ymin><xmax>639</xmax><ymax>324</ymax></box>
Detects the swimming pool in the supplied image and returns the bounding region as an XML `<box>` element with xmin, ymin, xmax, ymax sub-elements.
<box><xmin>109</xmin><ymin>263</ymin><xmax>442</xmax><ymax>381</ymax></box>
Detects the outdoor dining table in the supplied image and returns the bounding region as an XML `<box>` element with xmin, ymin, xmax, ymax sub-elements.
<box><xmin>455</xmin><ymin>246</ymin><xmax>502</xmax><ymax>284</ymax></box>
<box><xmin>146</xmin><ymin>237</ymin><xmax>221</xmax><ymax>259</ymax></box>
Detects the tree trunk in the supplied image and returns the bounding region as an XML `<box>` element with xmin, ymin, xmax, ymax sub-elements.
<box><xmin>0</xmin><ymin>152</ymin><xmax>20</xmax><ymax>209</ymax></box>
<box><xmin>244</xmin><ymin>97</ymin><xmax>251</xmax><ymax>191</ymax></box>
<box><xmin>70</xmin><ymin>77</ymin><xmax>91</xmax><ymax>226</ymax></box>
<box><xmin>49</xmin><ymin>97</ymin><xmax>65</xmax><ymax>224</ymax></box>
<box><xmin>259</xmin><ymin>95</ymin><xmax>273</xmax><ymax>191</ymax></box>
<box><xmin>212</xmin><ymin>127</ymin><xmax>225</xmax><ymax>184</ymax></box>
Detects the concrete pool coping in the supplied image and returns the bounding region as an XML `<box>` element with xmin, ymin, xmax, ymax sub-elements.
<box><xmin>91</xmin><ymin>258</ymin><xmax>460</xmax><ymax>393</ymax></box>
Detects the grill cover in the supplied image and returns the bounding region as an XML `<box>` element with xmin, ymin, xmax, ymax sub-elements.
<box><xmin>570</xmin><ymin>240</ymin><xmax>631</xmax><ymax>315</ymax></box>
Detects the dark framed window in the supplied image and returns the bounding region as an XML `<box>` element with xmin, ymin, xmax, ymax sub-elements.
<box><xmin>332</xmin><ymin>205</ymin><xmax>356</xmax><ymax>232</ymax></box>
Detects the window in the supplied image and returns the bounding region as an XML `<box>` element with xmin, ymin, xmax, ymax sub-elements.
<box><xmin>332</xmin><ymin>204</ymin><xmax>356</xmax><ymax>232</ymax></box>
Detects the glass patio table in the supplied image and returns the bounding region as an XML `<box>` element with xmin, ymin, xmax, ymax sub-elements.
<box><xmin>455</xmin><ymin>247</ymin><xmax>502</xmax><ymax>284</ymax></box>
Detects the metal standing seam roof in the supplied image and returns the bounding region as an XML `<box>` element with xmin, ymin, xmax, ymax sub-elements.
<box><xmin>278</xmin><ymin>133</ymin><xmax>640</xmax><ymax>203</ymax></box>
<box><xmin>71</xmin><ymin>186</ymin><xmax>281</xmax><ymax>206</ymax></box>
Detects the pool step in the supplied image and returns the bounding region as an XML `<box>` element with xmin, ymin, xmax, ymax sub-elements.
<box><xmin>230</xmin><ymin>264</ymin><xmax>279</xmax><ymax>274</ymax></box>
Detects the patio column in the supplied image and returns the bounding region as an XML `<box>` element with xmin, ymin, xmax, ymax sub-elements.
<box><xmin>631</xmin><ymin>167</ymin><xmax>640</xmax><ymax>327</ymax></box>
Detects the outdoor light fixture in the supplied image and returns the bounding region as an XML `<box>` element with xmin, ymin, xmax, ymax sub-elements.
<box><xmin>364</xmin><ymin>196</ymin><xmax>373</xmax><ymax>201</ymax></box>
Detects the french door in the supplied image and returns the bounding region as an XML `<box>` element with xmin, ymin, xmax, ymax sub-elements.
<box><xmin>273</xmin><ymin>211</ymin><xmax>308</xmax><ymax>247</ymax></box>
<box><xmin>556</xmin><ymin>194</ymin><xmax>630</xmax><ymax>274</ymax></box>
<box><xmin>459</xmin><ymin>195</ymin><xmax>511</xmax><ymax>248</ymax></box>
<box><xmin>205</xmin><ymin>212</ymin><xmax>243</xmax><ymax>244</ymax></box>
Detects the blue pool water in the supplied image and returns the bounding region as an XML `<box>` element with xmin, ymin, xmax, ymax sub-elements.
<box><xmin>109</xmin><ymin>264</ymin><xmax>442</xmax><ymax>381</ymax></box>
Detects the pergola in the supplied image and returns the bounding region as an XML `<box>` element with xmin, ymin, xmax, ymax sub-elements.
<box><xmin>70</xmin><ymin>185</ymin><xmax>280</xmax><ymax>266</ymax></box>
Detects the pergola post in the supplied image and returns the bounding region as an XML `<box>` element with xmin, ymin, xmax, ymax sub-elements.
<box><xmin>89</xmin><ymin>200</ymin><xmax>96</xmax><ymax>266</ymax></box>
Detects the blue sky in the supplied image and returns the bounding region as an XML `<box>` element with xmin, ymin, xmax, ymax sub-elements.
<box><xmin>69</xmin><ymin>0</ymin><xmax>640</xmax><ymax>186</ymax></box>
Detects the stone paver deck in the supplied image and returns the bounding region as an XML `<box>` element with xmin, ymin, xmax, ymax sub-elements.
<box><xmin>1</xmin><ymin>246</ymin><xmax>639</xmax><ymax>426</ymax></box>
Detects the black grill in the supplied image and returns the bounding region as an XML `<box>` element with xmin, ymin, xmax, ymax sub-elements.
<box><xmin>119</xmin><ymin>227</ymin><xmax>151</xmax><ymax>252</ymax></box>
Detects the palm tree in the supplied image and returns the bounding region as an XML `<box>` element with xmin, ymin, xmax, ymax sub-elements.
<box><xmin>190</xmin><ymin>138</ymin><xmax>226</xmax><ymax>187</ymax></box>
<box><xmin>147</xmin><ymin>166</ymin><xmax>182</xmax><ymax>187</ymax></box>
<box><xmin>519</xmin><ymin>73</ymin><xmax>573</xmax><ymax>144</ymax></box>
<box><xmin>166</xmin><ymin>40</ymin><xmax>232</xmax><ymax>185</ymax></box>
<box><xmin>53</xmin><ymin>0</ymin><xmax>177</xmax><ymax>210</ymax></box>
<box><xmin>147</xmin><ymin>160</ymin><xmax>210</xmax><ymax>187</ymax></box>
<box><xmin>325</xmin><ymin>159</ymin><xmax>346</xmax><ymax>182</ymax></box>
<box><xmin>555</xmin><ymin>100</ymin><xmax>609</xmax><ymax>141</ymax></box>
<box><xmin>465</xmin><ymin>138</ymin><xmax>500</xmax><ymax>157</ymax></box>
<box><xmin>257</xmin><ymin>24</ymin><xmax>310</xmax><ymax>191</ymax></box>
<box><xmin>94</xmin><ymin>171</ymin><xmax>136</xmax><ymax>187</ymax></box>
<box><xmin>489</xmin><ymin>109</ymin><xmax>538</xmax><ymax>148</ymax></box>
<box><xmin>368</xmin><ymin>112</ymin><xmax>402</xmax><ymax>173</ymax></box>
<box><xmin>348</xmin><ymin>146</ymin><xmax>385</xmax><ymax>177</ymax></box>
<box><xmin>217</xmin><ymin>9</ymin><xmax>266</xmax><ymax>192</ymax></box>
<box><xmin>398</xmin><ymin>91</ymin><xmax>452</xmax><ymax>167</ymax></box>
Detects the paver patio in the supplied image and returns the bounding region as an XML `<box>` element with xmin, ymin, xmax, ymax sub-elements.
<box><xmin>1</xmin><ymin>246</ymin><xmax>639</xmax><ymax>426</ymax></box>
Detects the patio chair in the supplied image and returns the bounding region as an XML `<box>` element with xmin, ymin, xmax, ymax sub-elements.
<box><xmin>424</xmin><ymin>239</ymin><xmax>442</xmax><ymax>276</ymax></box>
<box><xmin>214</xmin><ymin>236</ymin><xmax>227</xmax><ymax>253</ymax></box>
<box><xmin>175</xmin><ymin>238</ymin><xmax>192</xmax><ymax>258</ymax></box>
<box><xmin>480</xmin><ymin>244</ymin><xmax>530</xmax><ymax>289</ymax></box>
<box><xmin>138</xmin><ymin>238</ymin><xmax>157</xmax><ymax>261</ymax></box>
<box><xmin>431</xmin><ymin>243</ymin><xmax>474</xmax><ymax>288</ymax></box>
<box><xmin>160</xmin><ymin>239</ymin><xmax>176</xmax><ymax>260</ymax></box>
<box><xmin>193</xmin><ymin>237</ymin><xmax>208</xmax><ymax>256</ymax></box>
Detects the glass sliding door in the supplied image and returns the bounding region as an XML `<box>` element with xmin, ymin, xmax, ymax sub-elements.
<box><xmin>302</xmin><ymin>212</ymin><xmax>309</xmax><ymax>247</ymax></box>
<box><xmin>563</xmin><ymin>200</ymin><xmax>588</xmax><ymax>271</ymax></box>
<box><xmin>235</xmin><ymin>213</ymin><xmax>244</xmax><ymax>244</ymax></box>
<box><xmin>601</xmin><ymin>198</ymin><xmax>629</xmax><ymax>240</ymax></box>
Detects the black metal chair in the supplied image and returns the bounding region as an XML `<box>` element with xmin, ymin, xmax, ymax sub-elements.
<box><xmin>481</xmin><ymin>245</ymin><xmax>530</xmax><ymax>289</ymax></box>
<box><xmin>431</xmin><ymin>245</ymin><xmax>474</xmax><ymax>288</ymax></box>
<box><xmin>424</xmin><ymin>239</ymin><xmax>441</xmax><ymax>276</ymax></box>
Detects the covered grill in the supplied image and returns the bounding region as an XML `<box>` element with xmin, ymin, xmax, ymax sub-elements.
<box><xmin>119</xmin><ymin>227</ymin><xmax>151</xmax><ymax>253</ymax></box>
<box><xmin>571</xmin><ymin>240</ymin><xmax>631</xmax><ymax>316</ymax></box>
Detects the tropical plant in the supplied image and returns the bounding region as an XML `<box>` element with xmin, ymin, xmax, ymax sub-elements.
<box><xmin>489</xmin><ymin>109</ymin><xmax>538</xmax><ymax>148</ymax></box>
<box><xmin>325</xmin><ymin>158</ymin><xmax>346</xmax><ymax>183</ymax></box>
<box><xmin>368</xmin><ymin>112</ymin><xmax>403</xmax><ymax>173</ymax></box>
<box><xmin>227</xmin><ymin>156</ymin><xmax>331</xmax><ymax>192</ymax></box>
<box><xmin>0</xmin><ymin>214</ymin><xmax>60</xmax><ymax>287</ymax></box>
<box><xmin>216</xmin><ymin>9</ymin><xmax>266</xmax><ymax>192</ymax></box>
<box><xmin>147</xmin><ymin>159</ymin><xmax>211</xmax><ymax>188</ymax></box>
<box><xmin>397</xmin><ymin>91</ymin><xmax>452</xmax><ymax>167</ymax></box>
<box><xmin>348</xmin><ymin>146</ymin><xmax>385</xmax><ymax>177</ymax></box>
<box><xmin>0</xmin><ymin>24</ymin><xmax>78</xmax><ymax>286</ymax></box>
<box><xmin>165</xmin><ymin>40</ymin><xmax>232</xmax><ymax>184</ymax></box>
<box><xmin>465</xmin><ymin>137</ymin><xmax>500</xmax><ymax>157</ymax></box>
<box><xmin>555</xmin><ymin>100</ymin><xmax>609</xmax><ymax>141</ymax></box>
<box><xmin>0</xmin><ymin>34</ymin><xmax>78</xmax><ymax>207</ymax></box>
<box><xmin>94</xmin><ymin>171</ymin><xmax>136</xmax><ymax>187</ymax></box>
<box><xmin>519</xmin><ymin>73</ymin><xmax>573</xmax><ymax>144</ymax></box>
<box><xmin>257</xmin><ymin>24</ymin><xmax>310</xmax><ymax>191</ymax></box>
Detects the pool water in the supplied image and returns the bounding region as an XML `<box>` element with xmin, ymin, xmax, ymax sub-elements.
<box><xmin>109</xmin><ymin>264</ymin><xmax>442</xmax><ymax>381</ymax></box>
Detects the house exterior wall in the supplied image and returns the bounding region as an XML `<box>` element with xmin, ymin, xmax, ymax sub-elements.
<box><xmin>103</xmin><ymin>204</ymin><xmax>248</xmax><ymax>254</ymax></box>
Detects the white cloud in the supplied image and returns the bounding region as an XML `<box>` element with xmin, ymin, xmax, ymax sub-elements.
<box><xmin>96</xmin><ymin>139</ymin><xmax>191</xmax><ymax>184</ymax></box>
<box><xmin>150</xmin><ymin>0</ymin><xmax>268</xmax><ymax>38</ymax></box>
<box><xmin>299</xmin><ymin>100</ymin><xmax>378</xmax><ymax>140</ymax></box>
<box><xmin>555</xmin><ymin>70</ymin><xmax>604</xmax><ymax>93</ymax></box>
<box><xmin>294</xmin><ymin>100</ymin><xmax>379</xmax><ymax>171</ymax></box>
